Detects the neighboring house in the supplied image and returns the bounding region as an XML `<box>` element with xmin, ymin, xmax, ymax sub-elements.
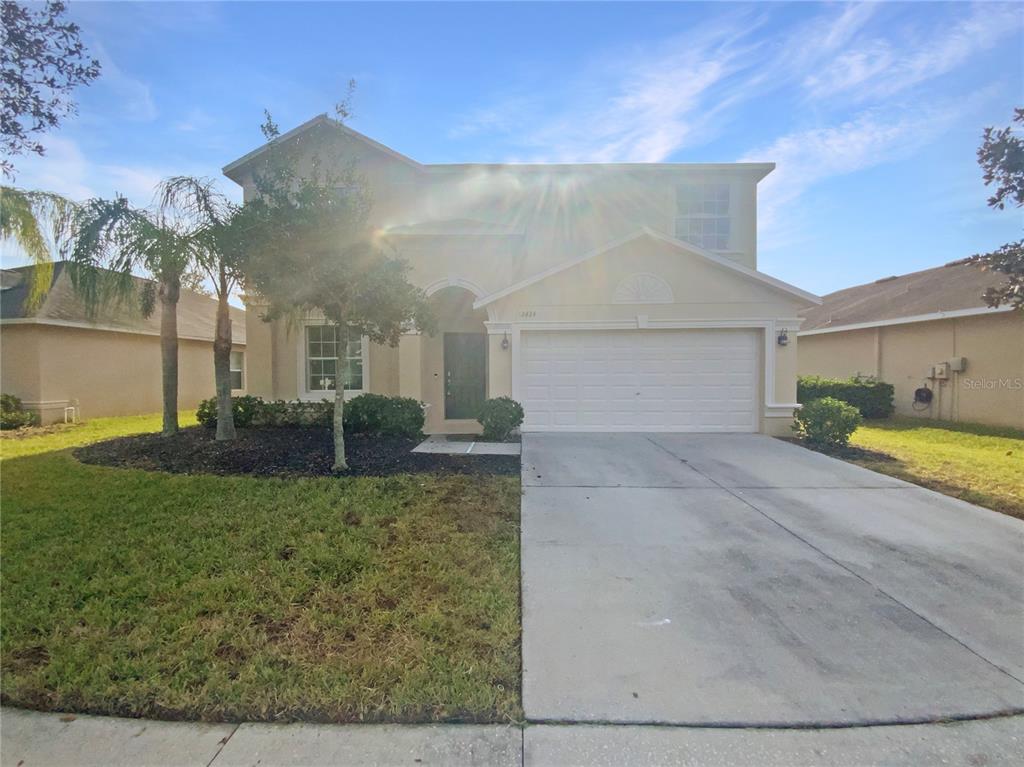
<box><xmin>1</xmin><ymin>263</ymin><xmax>246</xmax><ymax>424</ymax></box>
<box><xmin>799</xmin><ymin>261</ymin><xmax>1023</xmax><ymax>430</ymax></box>
<box><xmin>223</xmin><ymin>115</ymin><xmax>820</xmax><ymax>435</ymax></box>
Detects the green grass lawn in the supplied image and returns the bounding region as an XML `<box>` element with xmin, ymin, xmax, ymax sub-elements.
<box><xmin>0</xmin><ymin>412</ymin><xmax>198</xmax><ymax>460</ymax></box>
<box><xmin>847</xmin><ymin>417</ymin><xmax>1024</xmax><ymax>519</ymax></box>
<box><xmin>1</xmin><ymin>415</ymin><xmax>521</xmax><ymax>723</ymax></box>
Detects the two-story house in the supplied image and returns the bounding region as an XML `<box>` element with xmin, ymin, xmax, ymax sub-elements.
<box><xmin>223</xmin><ymin>115</ymin><xmax>820</xmax><ymax>436</ymax></box>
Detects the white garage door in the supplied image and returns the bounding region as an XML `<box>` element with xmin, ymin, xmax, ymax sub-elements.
<box><xmin>520</xmin><ymin>329</ymin><xmax>759</xmax><ymax>432</ymax></box>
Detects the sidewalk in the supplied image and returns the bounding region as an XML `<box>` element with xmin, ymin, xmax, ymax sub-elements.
<box><xmin>3</xmin><ymin>708</ymin><xmax>1022</xmax><ymax>766</ymax></box>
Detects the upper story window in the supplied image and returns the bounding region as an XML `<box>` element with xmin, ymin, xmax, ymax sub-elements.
<box><xmin>305</xmin><ymin>325</ymin><xmax>364</xmax><ymax>393</ymax></box>
<box><xmin>675</xmin><ymin>182</ymin><xmax>730</xmax><ymax>251</ymax></box>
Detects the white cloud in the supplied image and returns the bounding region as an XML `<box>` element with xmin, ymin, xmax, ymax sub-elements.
<box><xmin>448</xmin><ymin>4</ymin><xmax>889</xmax><ymax>163</ymax></box>
<box><xmin>10</xmin><ymin>136</ymin><xmax>221</xmax><ymax>209</ymax></box>
<box><xmin>451</xmin><ymin>13</ymin><xmax>769</xmax><ymax>163</ymax></box>
<box><xmin>802</xmin><ymin>3</ymin><xmax>1021</xmax><ymax>101</ymax></box>
<box><xmin>175</xmin><ymin>107</ymin><xmax>216</xmax><ymax>133</ymax></box>
<box><xmin>740</xmin><ymin>106</ymin><xmax>960</xmax><ymax>250</ymax></box>
<box><xmin>92</xmin><ymin>42</ymin><xmax>158</xmax><ymax>122</ymax></box>
<box><xmin>449</xmin><ymin>3</ymin><xmax>1018</xmax><ymax>167</ymax></box>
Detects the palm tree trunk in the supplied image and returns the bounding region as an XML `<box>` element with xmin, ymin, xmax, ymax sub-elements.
<box><xmin>213</xmin><ymin>268</ymin><xmax>236</xmax><ymax>441</ymax></box>
<box><xmin>332</xmin><ymin>323</ymin><xmax>348</xmax><ymax>471</ymax></box>
<box><xmin>158</xmin><ymin>277</ymin><xmax>181</xmax><ymax>437</ymax></box>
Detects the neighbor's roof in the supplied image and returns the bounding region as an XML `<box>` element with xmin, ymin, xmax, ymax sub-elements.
<box><xmin>799</xmin><ymin>260</ymin><xmax>1014</xmax><ymax>335</ymax></box>
<box><xmin>0</xmin><ymin>262</ymin><xmax>246</xmax><ymax>344</ymax></box>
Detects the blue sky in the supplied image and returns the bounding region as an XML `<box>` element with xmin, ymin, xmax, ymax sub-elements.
<box><xmin>6</xmin><ymin>1</ymin><xmax>1023</xmax><ymax>296</ymax></box>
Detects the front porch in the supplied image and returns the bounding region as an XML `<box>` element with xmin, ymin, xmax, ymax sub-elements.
<box><xmin>396</xmin><ymin>284</ymin><xmax>508</xmax><ymax>435</ymax></box>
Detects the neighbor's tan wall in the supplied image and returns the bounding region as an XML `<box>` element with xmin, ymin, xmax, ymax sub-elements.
<box><xmin>798</xmin><ymin>313</ymin><xmax>1024</xmax><ymax>430</ymax></box>
<box><xmin>952</xmin><ymin>312</ymin><xmax>1023</xmax><ymax>428</ymax></box>
<box><xmin>1</xmin><ymin>325</ymin><xmax>43</xmax><ymax>405</ymax></box>
<box><xmin>798</xmin><ymin>328</ymin><xmax>879</xmax><ymax>380</ymax></box>
<box><xmin>5</xmin><ymin>324</ymin><xmax>244</xmax><ymax>424</ymax></box>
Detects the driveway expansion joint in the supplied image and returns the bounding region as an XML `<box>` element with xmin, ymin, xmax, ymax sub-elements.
<box><xmin>644</xmin><ymin>435</ymin><xmax>1024</xmax><ymax>688</ymax></box>
<box><xmin>205</xmin><ymin>723</ymin><xmax>239</xmax><ymax>767</ymax></box>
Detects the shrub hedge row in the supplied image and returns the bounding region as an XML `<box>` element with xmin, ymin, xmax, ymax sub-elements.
<box><xmin>797</xmin><ymin>376</ymin><xmax>894</xmax><ymax>419</ymax></box>
<box><xmin>196</xmin><ymin>394</ymin><xmax>424</xmax><ymax>437</ymax></box>
<box><xmin>1</xmin><ymin>394</ymin><xmax>40</xmax><ymax>430</ymax></box>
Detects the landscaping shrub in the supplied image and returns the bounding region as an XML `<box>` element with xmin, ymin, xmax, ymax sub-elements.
<box><xmin>1</xmin><ymin>394</ymin><xmax>40</xmax><ymax>430</ymax></box>
<box><xmin>797</xmin><ymin>375</ymin><xmax>894</xmax><ymax>419</ymax></box>
<box><xmin>195</xmin><ymin>395</ymin><xmax>423</xmax><ymax>434</ymax></box>
<box><xmin>344</xmin><ymin>393</ymin><xmax>424</xmax><ymax>437</ymax></box>
<box><xmin>196</xmin><ymin>395</ymin><xmax>266</xmax><ymax>428</ymax></box>
<box><xmin>257</xmin><ymin>399</ymin><xmax>333</xmax><ymax>428</ymax></box>
<box><xmin>793</xmin><ymin>396</ymin><xmax>862</xmax><ymax>448</ymax></box>
<box><xmin>477</xmin><ymin>397</ymin><xmax>525</xmax><ymax>441</ymax></box>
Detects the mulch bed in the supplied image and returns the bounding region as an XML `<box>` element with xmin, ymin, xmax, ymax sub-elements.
<box><xmin>75</xmin><ymin>426</ymin><xmax>520</xmax><ymax>478</ymax></box>
<box><xmin>779</xmin><ymin>436</ymin><xmax>897</xmax><ymax>463</ymax></box>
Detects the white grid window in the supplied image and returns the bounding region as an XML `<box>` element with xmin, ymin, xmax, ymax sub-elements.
<box><xmin>229</xmin><ymin>351</ymin><xmax>244</xmax><ymax>390</ymax></box>
<box><xmin>675</xmin><ymin>182</ymin><xmax>731</xmax><ymax>251</ymax></box>
<box><xmin>305</xmin><ymin>325</ymin><xmax>363</xmax><ymax>392</ymax></box>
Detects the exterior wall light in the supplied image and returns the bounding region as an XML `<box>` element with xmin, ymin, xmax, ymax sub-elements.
<box><xmin>777</xmin><ymin>328</ymin><xmax>789</xmax><ymax>346</ymax></box>
<box><xmin>501</xmin><ymin>332</ymin><xmax>510</xmax><ymax>351</ymax></box>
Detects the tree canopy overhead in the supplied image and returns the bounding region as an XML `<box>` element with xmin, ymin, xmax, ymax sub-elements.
<box><xmin>239</xmin><ymin>107</ymin><xmax>433</xmax><ymax>469</ymax></box>
<box><xmin>1</xmin><ymin>0</ymin><xmax>101</xmax><ymax>178</ymax></box>
<box><xmin>971</xmin><ymin>107</ymin><xmax>1023</xmax><ymax>311</ymax></box>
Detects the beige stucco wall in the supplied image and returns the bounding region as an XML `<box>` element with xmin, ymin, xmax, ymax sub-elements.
<box><xmin>798</xmin><ymin>312</ymin><xmax>1024</xmax><ymax>430</ymax></box>
<box><xmin>232</xmin><ymin>132</ymin><xmax>811</xmax><ymax>435</ymax></box>
<box><xmin>1</xmin><ymin>323</ymin><xmax>245</xmax><ymax>424</ymax></box>
<box><xmin>246</xmin><ymin>233</ymin><xmax>810</xmax><ymax>434</ymax></box>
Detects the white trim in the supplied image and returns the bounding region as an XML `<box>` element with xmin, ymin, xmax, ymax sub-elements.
<box><xmin>797</xmin><ymin>305</ymin><xmax>1016</xmax><ymax>336</ymax></box>
<box><xmin>21</xmin><ymin>399</ymin><xmax>73</xmax><ymax>410</ymax></box>
<box><xmin>472</xmin><ymin>227</ymin><xmax>821</xmax><ymax>309</ymax></box>
<box><xmin>294</xmin><ymin>320</ymin><xmax>370</xmax><ymax>402</ymax></box>
<box><xmin>427</xmin><ymin>162</ymin><xmax>775</xmax><ymax>177</ymax></box>
<box><xmin>422</xmin><ymin>276</ymin><xmax>488</xmax><ymax>298</ymax></box>
<box><xmin>0</xmin><ymin>317</ymin><xmax>246</xmax><ymax>346</ymax></box>
<box><xmin>484</xmin><ymin>321</ymin><xmax>512</xmax><ymax>335</ymax></box>
<box><xmin>764</xmin><ymin>403</ymin><xmax>801</xmax><ymax>418</ymax></box>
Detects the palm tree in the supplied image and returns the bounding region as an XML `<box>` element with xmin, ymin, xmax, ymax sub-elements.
<box><xmin>0</xmin><ymin>186</ymin><xmax>77</xmax><ymax>309</ymax></box>
<box><xmin>156</xmin><ymin>176</ymin><xmax>241</xmax><ymax>441</ymax></box>
<box><xmin>70</xmin><ymin>194</ymin><xmax>198</xmax><ymax>437</ymax></box>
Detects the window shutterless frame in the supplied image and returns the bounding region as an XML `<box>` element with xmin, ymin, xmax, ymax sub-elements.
<box><xmin>229</xmin><ymin>350</ymin><xmax>245</xmax><ymax>391</ymax></box>
<box><xmin>674</xmin><ymin>182</ymin><xmax>731</xmax><ymax>252</ymax></box>
<box><xmin>295</xmin><ymin>321</ymin><xmax>369</xmax><ymax>401</ymax></box>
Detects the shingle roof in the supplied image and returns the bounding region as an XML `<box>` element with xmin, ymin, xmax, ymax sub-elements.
<box><xmin>799</xmin><ymin>260</ymin><xmax>1011</xmax><ymax>332</ymax></box>
<box><xmin>0</xmin><ymin>262</ymin><xmax>245</xmax><ymax>344</ymax></box>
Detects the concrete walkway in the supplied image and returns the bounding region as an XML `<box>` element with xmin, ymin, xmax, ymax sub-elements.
<box><xmin>521</xmin><ymin>433</ymin><xmax>1024</xmax><ymax>726</ymax></box>
<box><xmin>412</xmin><ymin>434</ymin><xmax>521</xmax><ymax>455</ymax></box>
<box><xmin>3</xmin><ymin>708</ymin><xmax>1023</xmax><ymax>766</ymax></box>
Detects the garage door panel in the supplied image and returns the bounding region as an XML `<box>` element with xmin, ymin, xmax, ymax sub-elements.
<box><xmin>520</xmin><ymin>329</ymin><xmax>758</xmax><ymax>433</ymax></box>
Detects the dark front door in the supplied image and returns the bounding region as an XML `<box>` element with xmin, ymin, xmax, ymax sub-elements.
<box><xmin>444</xmin><ymin>333</ymin><xmax>487</xmax><ymax>419</ymax></box>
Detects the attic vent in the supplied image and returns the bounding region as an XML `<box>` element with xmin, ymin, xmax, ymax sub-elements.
<box><xmin>874</xmin><ymin>275</ymin><xmax>898</xmax><ymax>284</ymax></box>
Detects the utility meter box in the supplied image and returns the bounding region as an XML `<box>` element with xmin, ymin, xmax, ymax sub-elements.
<box><xmin>948</xmin><ymin>356</ymin><xmax>967</xmax><ymax>373</ymax></box>
<box><xmin>932</xmin><ymin>362</ymin><xmax>950</xmax><ymax>380</ymax></box>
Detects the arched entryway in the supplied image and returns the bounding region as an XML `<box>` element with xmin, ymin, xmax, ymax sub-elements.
<box><xmin>422</xmin><ymin>285</ymin><xmax>489</xmax><ymax>432</ymax></box>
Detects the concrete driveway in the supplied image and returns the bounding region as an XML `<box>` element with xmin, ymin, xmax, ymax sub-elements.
<box><xmin>521</xmin><ymin>433</ymin><xmax>1024</xmax><ymax>726</ymax></box>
